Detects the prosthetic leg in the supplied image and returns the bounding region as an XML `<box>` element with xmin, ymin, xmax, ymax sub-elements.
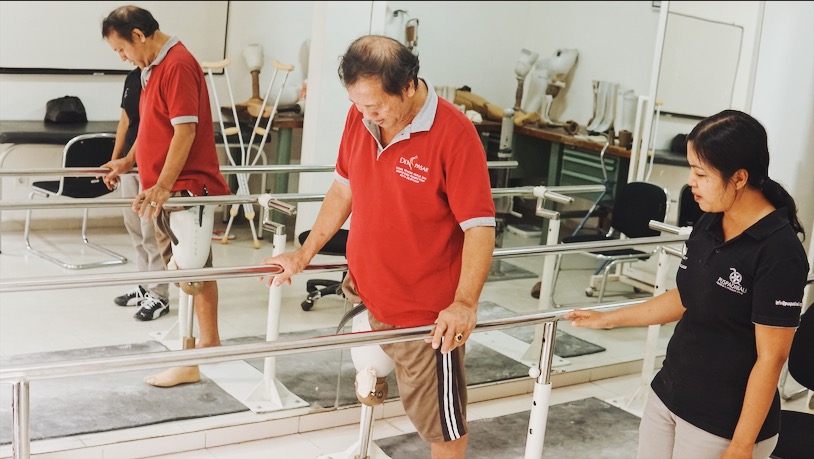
<box><xmin>513</xmin><ymin>48</ymin><xmax>539</xmax><ymax>111</ymax></box>
<box><xmin>319</xmin><ymin>307</ymin><xmax>395</xmax><ymax>459</ymax></box>
<box><xmin>515</xmin><ymin>49</ymin><xmax>579</xmax><ymax>135</ymax></box>
<box><xmin>168</xmin><ymin>205</ymin><xmax>217</xmax><ymax>351</ymax></box>
<box><xmin>143</xmin><ymin>204</ymin><xmax>217</xmax><ymax>387</ymax></box>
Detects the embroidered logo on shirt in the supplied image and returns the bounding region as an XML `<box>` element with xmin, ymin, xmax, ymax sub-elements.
<box><xmin>396</xmin><ymin>155</ymin><xmax>429</xmax><ymax>184</ymax></box>
<box><xmin>715</xmin><ymin>267</ymin><xmax>747</xmax><ymax>295</ymax></box>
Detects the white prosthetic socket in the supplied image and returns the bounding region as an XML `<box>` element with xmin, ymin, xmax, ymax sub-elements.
<box><xmin>520</xmin><ymin>49</ymin><xmax>578</xmax><ymax>127</ymax></box>
<box><xmin>513</xmin><ymin>48</ymin><xmax>539</xmax><ymax>111</ymax></box>
<box><xmin>547</xmin><ymin>48</ymin><xmax>579</xmax><ymax>87</ymax></box>
<box><xmin>522</xmin><ymin>58</ymin><xmax>549</xmax><ymax>116</ymax></box>
<box><xmin>351</xmin><ymin>312</ymin><xmax>395</xmax><ymax>406</ymax></box>
<box><xmin>166</xmin><ymin>205</ymin><xmax>216</xmax><ymax>296</ymax></box>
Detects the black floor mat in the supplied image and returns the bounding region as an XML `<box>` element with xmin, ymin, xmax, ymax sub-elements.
<box><xmin>0</xmin><ymin>342</ymin><xmax>248</xmax><ymax>444</ymax></box>
<box><xmin>376</xmin><ymin>397</ymin><xmax>641</xmax><ymax>458</ymax></box>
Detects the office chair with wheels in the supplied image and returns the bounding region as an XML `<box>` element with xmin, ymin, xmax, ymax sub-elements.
<box><xmin>771</xmin><ymin>304</ymin><xmax>813</xmax><ymax>459</ymax></box>
<box><xmin>23</xmin><ymin>133</ymin><xmax>128</xmax><ymax>269</ymax></box>
<box><xmin>299</xmin><ymin>228</ymin><xmax>348</xmax><ymax>311</ymax></box>
<box><xmin>550</xmin><ymin>181</ymin><xmax>668</xmax><ymax>304</ymax></box>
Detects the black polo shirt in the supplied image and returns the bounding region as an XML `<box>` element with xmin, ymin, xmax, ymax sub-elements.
<box><xmin>652</xmin><ymin>208</ymin><xmax>808</xmax><ymax>442</ymax></box>
<box><xmin>121</xmin><ymin>67</ymin><xmax>141</xmax><ymax>154</ymax></box>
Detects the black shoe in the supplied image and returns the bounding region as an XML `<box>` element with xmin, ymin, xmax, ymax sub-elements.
<box><xmin>133</xmin><ymin>294</ymin><xmax>170</xmax><ymax>321</ymax></box>
<box><xmin>115</xmin><ymin>285</ymin><xmax>148</xmax><ymax>306</ymax></box>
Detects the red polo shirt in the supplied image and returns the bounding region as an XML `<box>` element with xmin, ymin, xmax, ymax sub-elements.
<box><xmin>336</xmin><ymin>86</ymin><xmax>495</xmax><ymax>327</ymax></box>
<box><xmin>137</xmin><ymin>40</ymin><xmax>229</xmax><ymax>197</ymax></box>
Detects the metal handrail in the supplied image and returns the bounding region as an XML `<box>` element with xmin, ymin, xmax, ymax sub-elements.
<box><xmin>4</xmin><ymin>230</ymin><xmax>809</xmax><ymax>459</ymax></box>
<box><xmin>0</xmin><ymin>235</ymin><xmax>690</xmax><ymax>293</ymax></box>
<box><xmin>0</xmin><ymin>297</ymin><xmax>641</xmax><ymax>459</ymax></box>
<box><xmin>0</xmin><ymin>299</ymin><xmax>639</xmax><ymax>385</ymax></box>
<box><xmin>0</xmin><ymin>165</ymin><xmax>335</xmax><ymax>178</ymax></box>
<box><xmin>2</xmin><ymin>234</ymin><xmax>685</xmax><ymax>459</ymax></box>
<box><xmin>0</xmin><ymin>161</ymin><xmax>519</xmax><ymax>178</ymax></box>
<box><xmin>0</xmin><ymin>185</ymin><xmax>606</xmax><ymax>212</ymax></box>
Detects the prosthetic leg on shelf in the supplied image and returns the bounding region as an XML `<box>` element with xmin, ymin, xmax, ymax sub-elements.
<box><xmin>515</xmin><ymin>48</ymin><xmax>579</xmax><ymax>134</ymax></box>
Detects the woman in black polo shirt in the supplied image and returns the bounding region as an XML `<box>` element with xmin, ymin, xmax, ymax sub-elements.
<box><xmin>565</xmin><ymin>109</ymin><xmax>808</xmax><ymax>459</ymax></box>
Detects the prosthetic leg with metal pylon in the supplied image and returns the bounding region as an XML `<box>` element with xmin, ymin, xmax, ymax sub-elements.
<box><xmin>149</xmin><ymin>203</ymin><xmax>217</xmax><ymax>352</ymax></box>
<box><xmin>201</xmin><ymin>59</ymin><xmax>295</xmax><ymax>248</ymax></box>
<box><xmin>318</xmin><ymin>304</ymin><xmax>395</xmax><ymax>459</ymax></box>
<box><xmin>150</xmin><ymin>194</ymin><xmax>309</xmax><ymax>414</ymax></box>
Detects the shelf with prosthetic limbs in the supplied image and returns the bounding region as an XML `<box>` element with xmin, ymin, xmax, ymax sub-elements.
<box><xmin>513</xmin><ymin>48</ymin><xmax>580</xmax><ymax>135</ymax></box>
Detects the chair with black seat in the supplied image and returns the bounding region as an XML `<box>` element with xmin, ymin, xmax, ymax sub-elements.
<box><xmin>677</xmin><ymin>183</ymin><xmax>703</xmax><ymax>228</ymax></box>
<box><xmin>550</xmin><ymin>181</ymin><xmax>668</xmax><ymax>304</ymax></box>
<box><xmin>771</xmin><ymin>304</ymin><xmax>813</xmax><ymax>459</ymax></box>
<box><xmin>23</xmin><ymin>133</ymin><xmax>128</xmax><ymax>269</ymax></box>
<box><xmin>298</xmin><ymin>228</ymin><xmax>348</xmax><ymax>311</ymax></box>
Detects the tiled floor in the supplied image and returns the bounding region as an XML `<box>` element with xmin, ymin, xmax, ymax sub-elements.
<box><xmin>0</xmin><ymin>216</ymin><xmax>810</xmax><ymax>458</ymax></box>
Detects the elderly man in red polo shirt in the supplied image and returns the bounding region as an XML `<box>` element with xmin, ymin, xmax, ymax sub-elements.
<box><xmin>101</xmin><ymin>5</ymin><xmax>231</xmax><ymax>388</ymax></box>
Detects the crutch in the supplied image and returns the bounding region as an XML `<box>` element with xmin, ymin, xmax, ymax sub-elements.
<box><xmin>243</xmin><ymin>60</ymin><xmax>296</xmax><ymax>191</ymax></box>
<box><xmin>201</xmin><ymin>59</ymin><xmax>262</xmax><ymax>248</ymax></box>
<box><xmin>227</xmin><ymin>59</ymin><xmax>294</xmax><ymax>241</ymax></box>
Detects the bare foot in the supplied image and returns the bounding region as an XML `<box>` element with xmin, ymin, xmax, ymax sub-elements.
<box><xmin>144</xmin><ymin>366</ymin><xmax>200</xmax><ymax>387</ymax></box>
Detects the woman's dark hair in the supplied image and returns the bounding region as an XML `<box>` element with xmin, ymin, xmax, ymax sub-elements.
<box><xmin>101</xmin><ymin>5</ymin><xmax>160</xmax><ymax>41</ymax></box>
<box><xmin>688</xmin><ymin>109</ymin><xmax>804</xmax><ymax>237</ymax></box>
<box><xmin>338</xmin><ymin>35</ymin><xmax>419</xmax><ymax>97</ymax></box>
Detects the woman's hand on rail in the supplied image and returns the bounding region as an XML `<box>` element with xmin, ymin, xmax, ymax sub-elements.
<box><xmin>562</xmin><ymin>309</ymin><xmax>614</xmax><ymax>329</ymax></box>
<box><xmin>260</xmin><ymin>249</ymin><xmax>308</xmax><ymax>287</ymax></box>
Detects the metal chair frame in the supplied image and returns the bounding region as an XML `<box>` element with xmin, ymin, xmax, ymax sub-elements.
<box><xmin>23</xmin><ymin>133</ymin><xmax>128</xmax><ymax>269</ymax></box>
<box><xmin>550</xmin><ymin>181</ymin><xmax>668</xmax><ymax>304</ymax></box>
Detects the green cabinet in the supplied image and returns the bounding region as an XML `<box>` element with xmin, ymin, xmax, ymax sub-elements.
<box><xmin>555</xmin><ymin>147</ymin><xmax>629</xmax><ymax>236</ymax></box>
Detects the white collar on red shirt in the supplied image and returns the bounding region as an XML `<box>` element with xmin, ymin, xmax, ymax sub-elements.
<box><xmin>141</xmin><ymin>35</ymin><xmax>180</xmax><ymax>89</ymax></box>
<box><xmin>411</xmin><ymin>77</ymin><xmax>437</xmax><ymax>133</ymax></box>
<box><xmin>362</xmin><ymin>77</ymin><xmax>438</xmax><ymax>150</ymax></box>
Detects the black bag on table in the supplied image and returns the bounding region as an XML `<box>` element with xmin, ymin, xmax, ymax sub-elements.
<box><xmin>44</xmin><ymin>96</ymin><xmax>87</xmax><ymax>123</ymax></box>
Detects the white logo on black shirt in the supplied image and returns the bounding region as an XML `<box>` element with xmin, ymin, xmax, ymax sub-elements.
<box><xmin>716</xmin><ymin>267</ymin><xmax>747</xmax><ymax>295</ymax></box>
<box><xmin>775</xmin><ymin>300</ymin><xmax>802</xmax><ymax>307</ymax></box>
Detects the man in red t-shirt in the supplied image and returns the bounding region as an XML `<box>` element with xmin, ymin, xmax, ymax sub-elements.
<box><xmin>263</xmin><ymin>35</ymin><xmax>495</xmax><ymax>457</ymax></box>
<box><xmin>101</xmin><ymin>6</ymin><xmax>230</xmax><ymax>388</ymax></box>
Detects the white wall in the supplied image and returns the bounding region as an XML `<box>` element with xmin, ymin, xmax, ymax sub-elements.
<box><xmin>380</xmin><ymin>1</ymin><xmax>661</xmax><ymax>127</ymax></box>
<box><xmin>382</xmin><ymin>1</ymin><xmax>528</xmax><ymax>109</ymax></box>
<box><xmin>652</xmin><ymin>1</ymin><xmax>764</xmax><ymax>150</ymax></box>
<box><xmin>0</xmin><ymin>1</ymin><xmax>312</xmax><ymax>121</ymax></box>
<box><xmin>524</xmin><ymin>1</ymin><xmax>661</xmax><ymax>125</ymax></box>
<box><xmin>294</xmin><ymin>1</ymin><xmax>377</xmax><ymax>235</ymax></box>
<box><xmin>0</xmin><ymin>1</ymin><xmax>315</xmax><ymax>229</ymax></box>
<box><xmin>751</xmin><ymin>1</ymin><xmax>814</xmax><ymax>239</ymax></box>
<box><xmin>2</xmin><ymin>1</ymin><xmax>810</xmax><ymax>244</ymax></box>
<box><xmin>294</xmin><ymin>1</ymin><xmax>664</xmax><ymax>232</ymax></box>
